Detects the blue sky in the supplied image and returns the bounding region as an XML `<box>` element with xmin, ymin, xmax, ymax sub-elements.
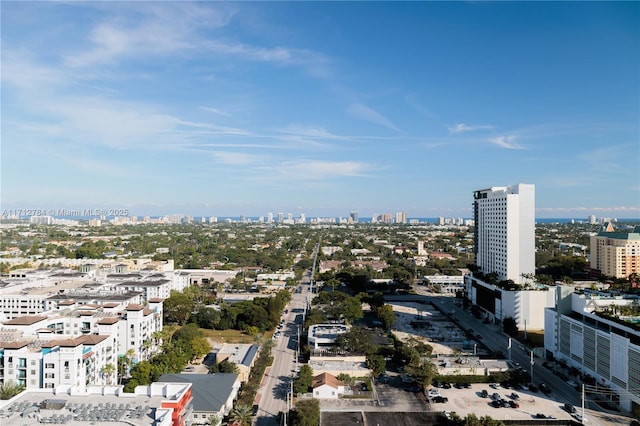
<box><xmin>2</xmin><ymin>1</ymin><xmax>639</xmax><ymax>219</ymax></box>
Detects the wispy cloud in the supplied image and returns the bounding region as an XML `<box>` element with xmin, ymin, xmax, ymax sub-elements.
<box><xmin>264</xmin><ymin>160</ymin><xmax>374</xmax><ymax>181</ymax></box>
<box><xmin>62</xmin><ymin>2</ymin><xmax>330</xmax><ymax>76</ymax></box>
<box><xmin>488</xmin><ymin>135</ymin><xmax>524</xmax><ymax>149</ymax></box>
<box><xmin>346</xmin><ymin>103</ymin><xmax>399</xmax><ymax>132</ymax></box>
<box><xmin>448</xmin><ymin>123</ymin><xmax>493</xmax><ymax>133</ymax></box>
<box><xmin>210</xmin><ymin>151</ymin><xmax>258</xmax><ymax>166</ymax></box>
<box><xmin>64</xmin><ymin>3</ymin><xmax>235</xmax><ymax>67</ymax></box>
<box><xmin>199</xmin><ymin>106</ymin><xmax>231</xmax><ymax>117</ymax></box>
<box><xmin>403</xmin><ymin>94</ymin><xmax>437</xmax><ymax>120</ymax></box>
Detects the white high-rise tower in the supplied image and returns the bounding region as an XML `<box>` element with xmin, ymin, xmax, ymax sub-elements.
<box><xmin>473</xmin><ymin>183</ymin><xmax>535</xmax><ymax>283</ymax></box>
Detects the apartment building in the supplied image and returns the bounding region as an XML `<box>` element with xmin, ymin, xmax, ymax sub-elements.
<box><xmin>466</xmin><ymin>183</ymin><xmax>554</xmax><ymax>330</ymax></box>
<box><xmin>590</xmin><ymin>223</ymin><xmax>640</xmax><ymax>279</ymax></box>
<box><xmin>544</xmin><ymin>287</ymin><xmax>640</xmax><ymax>412</ymax></box>
<box><xmin>0</xmin><ymin>300</ymin><xmax>164</xmax><ymax>391</ymax></box>
<box><xmin>473</xmin><ymin>183</ymin><xmax>535</xmax><ymax>282</ymax></box>
<box><xmin>0</xmin><ymin>334</ymin><xmax>117</xmax><ymax>391</ymax></box>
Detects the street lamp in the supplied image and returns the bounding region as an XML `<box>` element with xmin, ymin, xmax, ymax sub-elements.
<box><xmin>530</xmin><ymin>350</ymin><xmax>534</xmax><ymax>385</ymax></box>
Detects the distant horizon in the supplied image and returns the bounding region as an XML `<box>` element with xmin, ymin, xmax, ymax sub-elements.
<box><xmin>4</xmin><ymin>213</ymin><xmax>639</xmax><ymax>223</ymax></box>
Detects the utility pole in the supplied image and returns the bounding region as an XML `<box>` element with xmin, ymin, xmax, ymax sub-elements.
<box><xmin>582</xmin><ymin>383</ymin><xmax>585</xmax><ymax>423</ymax></box>
<box><xmin>530</xmin><ymin>350</ymin><xmax>534</xmax><ymax>385</ymax></box>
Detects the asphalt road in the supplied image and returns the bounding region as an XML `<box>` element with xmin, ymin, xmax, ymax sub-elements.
<box><xmin>254</xmin><ymin>274</ymin><xmax>312</xmax><ymax>426</ymax></box>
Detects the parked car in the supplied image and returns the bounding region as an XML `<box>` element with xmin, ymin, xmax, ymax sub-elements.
<box><xmin>463</xmin><ymin>382</ymin><xmax>471</xmax><ymax>389</ymax></box>
<box><xmin>489</xmin><ymin>383</ymin><xmax>499</xmax><ymax>389</ymax></box>
<box><xmin>480</xmin><ymin>389</ymin><xmax>488</xmax><ymax>398</ymax></box>
<box><xmin>442</xmin><ymin>382</ymin><xmax>452</xmax><ymax>389</ymax></box>
<box><xmin>539</xmin><ymin>383</ymin><xmax>551</xmax><ymax>395</ymax></box>
<box><xmin>490</xmin><ymin>400</ymin><xmax>501</xmax><ymax>408</ymax></box>
<box><xmin>491</xmin><ymin>392</ymin><xmax>500</xmax><ymax>400</ymax></box>
<box><xmin>510</xmin><ymin>392</ymin><xmax>520</xmax><ymax>400</ymax></box>
<box><xmin>564</xmin><ymin>403</ymin><xmax>577</xmax><ymax>414</ymax></box>
<box><xmin>535</xmin><ymin>413</ymin><xmax>547</xmax><ymax>419</ymax></box>
<box><xmin>433</xmin><ymin>396</ymin><xmax>449</xmax><ymax>403</ymax></box>
<box><xmin>428</xmin><ymin>388</ymin><xmax>441</xmax><ymax>396</ymax></box>
<box><xmin>508</xmin><ymin>400</ymin><xmax>519</xmax><ymax>408</ymax></box>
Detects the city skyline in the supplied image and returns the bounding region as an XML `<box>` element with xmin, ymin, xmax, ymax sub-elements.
<box><xmin>2</xmin><ymin>2</ymin><xmax>639</xmax><ymax>218</ymax></box>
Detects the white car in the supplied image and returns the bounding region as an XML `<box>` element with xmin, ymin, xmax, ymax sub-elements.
<box><xmin>428</xmin><ymin>388</ymin><xmax>441</xmax><ymax>397</ymax></box>
<box><xmin>574</xmin><ymin>413</ymin><xmax>587</xmax><ymax>423</ymax></box>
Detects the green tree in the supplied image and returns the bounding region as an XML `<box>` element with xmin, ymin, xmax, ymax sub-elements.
<box><xmin>502</xmin><ymin>317</ymin><xmax>518</xmax><ymax>336</ymax></box>
<box><xmin>101</xmin><ymin>363</ymin><xmax>116</xmax><ymax>386</ymax></box>
<box><xmin>164</xmin><ymin>291</ymin><xmax>195</xmax><ymax>325</ymax></box>
<box><xmin>376</xmin><ymin>304</ymin><xmax>395</xmax><ymax>329</ymax></box>
<box><xmin>405</xmin><ymin>360</ymin><xmax>436</xmax><ymax>390</ymax></box>
<box><xmin>294</xmin><ymin>364</ymin><xmax>314</xmax><ymax>394</ymax></box>
<box><xmin>291</xmin><ymin>399</ymin><xmax>320</xmax><ymax>426</ymax></box>
<box><xmin>366</xmin><ymin>354</ymin><xmax>386</xmax><ymax>377</ymax></box>
<box><xmin>246</xmin><ymin>326</ymin><xmax>260</xmax><ymax>337</ymax></box>
<box><xmin>335</xmin><ymin>327</ymin><xmax>375</xmax><ymax>354</ymax></box>
<box><xmin>228</xmin><ymin>404</ymin><xmax>253</xmax><ymax>426</ymax></box>
<box><xmin>206</xmin><ymin>414</ymin><xmax>223</xmax><ymax>426</ymax></box>
<box><xmin>118</xmin><ymin>349</ymin><xmax>136</xmax><ymax>384</ymax></box>
<box><xmin>209</xmin><ymin>359</ymin><xmax>239</xmax><ymax>374</ymax></box>
<box><xmin>129</xmin><ymin>360</ymin><xmax>153</xmax><ymax>386</ymax></box>
<box><xmin>190</xmin><ymin>337</ymin><xmax>212</xmax><ymax>362</ymax></box>
<box><xmin>0</xmin><ymin>380</ymin><xmax>24</xmax><ymax>400</ymax></box>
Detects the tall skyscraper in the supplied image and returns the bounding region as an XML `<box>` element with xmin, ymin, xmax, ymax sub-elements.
<box><xmin>349</xmin><ymin>211</ymin><xmax>359</xmax><ymax>223</ymax></box>
<box><xmin>473</xmin><ymin>183</ymin><xmax>535</xmax><ymax>283</ymax></box>
<box><xmin>395</xmin><ymin>211</ymin><xmax>407</xmax><ymax>224</ymax></box>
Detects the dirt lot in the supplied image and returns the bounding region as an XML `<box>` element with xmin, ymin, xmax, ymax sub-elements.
<box><xmin>390</xmin><ymin>301</ymin><xmax>457</xmax><ymax>355</ymax></box>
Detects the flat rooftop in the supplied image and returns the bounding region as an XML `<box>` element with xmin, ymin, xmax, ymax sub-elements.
<box><xmin>0</xmin><ymin>390</ymin><xmax>170</xmax><ymax>426</ymax></box>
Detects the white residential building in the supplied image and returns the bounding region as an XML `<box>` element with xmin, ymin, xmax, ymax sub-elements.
<box><xmin>473</xmin><ymin>183</ymin><xmax>535</xmax><ymax>282</ymax></box>
<box><xmin>0</xmin><ymin>334</ymin><xmax>118</xmax><ymax>391</ymax></box>
<box><xmin>466</xmin><ymin>183</ymin><xmax>553</xmax><ymax>330</ymax></box>
<box><xmin>0</xmin><ymin>299</ymin><xmax>164</xmax><ymax>391</ymax></box>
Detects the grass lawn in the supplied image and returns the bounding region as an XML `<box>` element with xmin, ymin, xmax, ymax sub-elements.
<box><xmin>201</xmin><ymin>328</ymin><xmax>259</xmax><ymax>344</ymax></box>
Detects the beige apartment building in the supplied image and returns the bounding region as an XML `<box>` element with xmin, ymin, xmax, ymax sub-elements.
<box><xmin>590</xmin><ymin>223</ymin><xmax>640</xmax><ymax>279</ymax></box>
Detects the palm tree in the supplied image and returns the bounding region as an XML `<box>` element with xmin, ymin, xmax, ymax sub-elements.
<box><xmin>142</xmin><ymin>338</ymin><xmax>153</xmax><ymax>358</ymax></box>
<box><xmin>118</xmin><ymin>349</ymin><xmax>136</xmax><ymax>384</ymax></box>
<box><xmin>101</xmin><ymin>363</ymin><xmax>116</xmax><ymax>386</ymax></box>
<box><xmin>228</xmin><ymin>404</ymin><xmax>253</xmax><ymax>426</ymax></box>
<box><xmin>0</xmin><ymin>381</ymin><xmax>24</xmax><ymax>400</ymax></box>
<box><xmin>207</xmin><ymin>414</ymin><xmax>225</xmax><ymax>426</ymax></box>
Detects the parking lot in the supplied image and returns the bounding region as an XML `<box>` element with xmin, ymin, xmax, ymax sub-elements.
<box><xmin>319</xmin><ymin>374</ymin><xmax>428</xmax><ymax>412</ymax></box>
<box><xmin>425</xmin><ymin>382</ymin><xmax>578</xmax><ymax>422</ymax></box>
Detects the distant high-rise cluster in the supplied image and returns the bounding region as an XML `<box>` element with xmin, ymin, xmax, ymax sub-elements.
<box><xmin>349</xmin><ymin>211</ymin><xmax>359</xmax><ymax>223</ymax></box>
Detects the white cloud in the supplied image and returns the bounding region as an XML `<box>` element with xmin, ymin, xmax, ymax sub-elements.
<box><xmin>211</xmin><ymin>151</ymin><xmax>258</xmax><ymax>165</ymax></box>
<box><xmin>199</xmin><ymin>106</ymin><xmax>231</xmax><ymax>117</ymax></box>
<box><xmin>346</xmin><ymin>103</ymin><xmax>399</xmax><ymax>131</ymax></box>
<box><xmin>265</xmin><ymin>160</ymin><xmax>374</xmax><ymax>181</ymax></box>
<box><xmin>448</xmin><ymin>123</ymin><xmax>493</xmax><ymax>133</ymax></box>
<box><xmin>488</xmin><ymin>135</ymin><xmax>523</xmax><ymax>149</ymax></box>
